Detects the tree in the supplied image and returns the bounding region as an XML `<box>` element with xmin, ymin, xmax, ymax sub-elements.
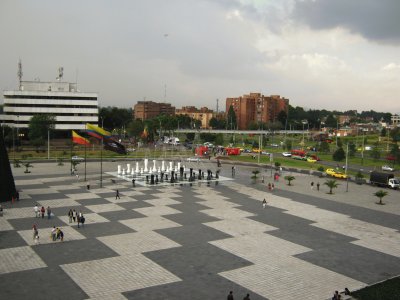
<box><xmin>214</xmin><ymin>133</ymin><xmax>224</xmax><ymax>146</ymax></box>
<box><xmin>325</xmin><ymin>114</ymin><xmax>337</xmax><ymax>128</ymax></box>
<box><xmin>333</xmin><ymin>147</ymin><xmax>346</xmax><ymax>161</ymax></box>
<box><xmin>28</xmin><ymin>114</ymin><xmax>56</xmax><ymax>141</ymax></box>
<box><xmin>348</xmin><ymin>142</ymin><xmax>356</xmax><ymax>158</ymax></box>
<box><xmin>23</xmin><ymin>162</ymin><xmax>33</xmax><ymax>173</ymax></box>
<box><xmin>227</xmin><ymin>105</ymin><xmax>237</xmax><ymax>129</ymax></box>
<box><xmin>369</xmin><ymin>143</ymin><xmax>381</xmax><ymax>161</ymax></box>
<box><xmin>186</xmin><ymin>133</ymin><xmax>195</xmax><ymax>141</ymax></box>
<box><xmin>126</xmin><ymin>119</ymin><xmax>144</xmax><ymax>139</ymax></box>
<box><xmin>324</xmin><ymin>179</ymin><xmax>339</xmax><ymax>194</ymax></box>
<box><xmin>389</xmin><ymin>127</ymin><xmax>400</xmax><ymax>142</ymax></box>
<box><xmin>277</xmin><ymin>110</ymin><xmax>287</xmax><ymax>128</ymax></box>
<box><xmin>380</xmin><ymin>127</ymin><xmax>387</xmax><ymax>137</ymax></box>
<box><xmin>99</xmin><ymin>106</ymin><xmax>133</xmax><ymax>130</ymax></box>
<box><xmin>251</xmin><ymin>170</ymin><xmax>260</xmax><ymax>183</ymax></box>
<box><xmin>319</xmin><ymin>141</ymin><xmax>330</xmax><ymax>153</ymax></box>
<box><xmin>374</xmin><ymin>190</ymin><xmax>388</xmax><ymax>205</ymax></box>
<box><xmin>284</xmin><ymin>175</ymin><xmax>295</xmax><ymax>186</ymax></box>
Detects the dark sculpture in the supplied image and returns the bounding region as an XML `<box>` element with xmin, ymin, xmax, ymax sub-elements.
<box><xmin>0</xmin><ymin>132</ymin><xmax>17</xmax><ymax>202</ymax></box>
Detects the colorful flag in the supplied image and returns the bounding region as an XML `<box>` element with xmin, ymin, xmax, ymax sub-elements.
<box><xmin>141</xmin><ymin>126</ymin><xmax>149</xmax><ymax>139</ymax></box>
<box><xmin>72</xmin><ymin>131</ymin><xmax>90</xmax><ymax>145</ymax></box>
<box><xmin>86</xmin><ymin>123</ymin><xmax>111</xmax><ymax>140</ymax></box>
<box><xmin>103</xmin><ymin>138</ymin><xmax>127</xmax><ymax>155</ymax></box>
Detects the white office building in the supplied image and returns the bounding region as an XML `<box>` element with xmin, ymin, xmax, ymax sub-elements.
<box><xmin>1</xmin><ymin>80</ymin><xmax>98</xmax><ymax>130</ymax></box>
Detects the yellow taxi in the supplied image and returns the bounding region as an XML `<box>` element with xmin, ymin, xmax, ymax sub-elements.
<box><xmin>325</xmin><ymin>168</ymin><xmax>348</xmax><ymax>179</ymax></box>
<box><xmin>252</xmin><ymin>148</ymin><xmax>261</xmax><ymax>153</ymax></box>
<box><xmin>307</xmin><ymin>157</ymin><xmax>317</xmax><ymax>163</ymax></box>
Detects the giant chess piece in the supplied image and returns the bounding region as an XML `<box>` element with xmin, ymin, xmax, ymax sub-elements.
<box><xmin>0</xmin><ymin>132</ymin><xmax>17</xmax><ymax>202</ymax></box>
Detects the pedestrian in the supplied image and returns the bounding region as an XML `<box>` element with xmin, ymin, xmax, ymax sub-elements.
<box><xmin>51</xmin><ymin>226</ymin><xmax>57</xmax><ymax>241</ymax></box>
<box><xmin>332</xmin><ymin>290</ymin><xmax>340</xmax><ymax>300</ymax></box>
<box><xmin>243</xmin><ymin>293</ymin><xmax>250</xmax><ymax>300</ymax></box>
<box><xmin>115</xmin><ymin>189</ymin><xmax>120</xmax><ymax>200</ymax></box>
<box><xmin>268</xmin><ymin>183</ymin><xmax>272</xmax><ymax>191</ymax></box>
<box><xmin>262</xmin><ymin>198</ymin><xmax>267</xmax><ymax>209</ymax></box>
<box><xmin>344</xmin><ymin>288</ymin><xmax>351</xmax><ymax>295</ymax></box>
<box><xmin>227</xmin><ymin>291</ymin><xmax>234</xmax><ymax>300</ymax></box>
<box><xmin>16</xmin><ymin>191</ymin><xmax>20</xmax><ymax>201</ymax></box>
<box><xmin>76</xmin><ymin>174</ymin><xmax>79</xmax><ymax>181</ymax></box>
<box><xmin>132</xmin><ymin>179</ymin><xmax>135</xmax><ymax>187</ymax></box>
<box><xmin>73</xmin><ymin>209</ymin><xmax>77</xmax><ymax>222</ymax></box>
<box><xmin>311</xmin><ymin>182</ymin><xmax>314</xmax><ymax>190</ymax></box>
<box><xmin>77</xmin><ymin>214</ymin><xmax>81</xmax><ymax>228</ymax></box>
<box><xmin>317</xmin><ymin>182</ymin><xmax>320</xmax><ymax>191</ymax></box>
<box><xmin>59</xmin><ymin>229</ymin><xmax>64</xmax><ymax>242</ymax></box>
<box><xmin>68</xmin><ymin>209</ymin><xmax>73</xmax><ymax>223</ymax></box>
<box><xmin>81</xmin><ymin>214</ymin><xmax>85</xmax><ymax>227</ymax></box>
<box><xmin>86</xmin><ymin>182</ymin><xmax>90</xmax><ymax>190</ymax></box>
<box><xmin>262</xmin><ymin>176</ymin><xmax>265</xmax><ymax>183</ymax></box>
<box><xmin>271</xmin><ymin>183</ymin><xmax>275</xmax><ymax>191</ymax></box>
<box><xmin>33</xmin><ymin>224</ymin><xmax>39</xmax><ymax>245</ymax></box>
<box><xmin>34</xmin><ymin>204</ymin><xmax>39</xmax><ymax>218</ymax></box>
<box><xmin>47</xmin><ymin>206</ymin><xmax>51</xmax><ymax>219</ymax></box>
<box><xmin>40</xmin><ymin>206</ymin><xmax>45</xmax><ymax>218</ymax></box>
<box><xmin>232</xmin><ymin>166</ymin><xmax>236</xmax><ymax>177</ymax></box>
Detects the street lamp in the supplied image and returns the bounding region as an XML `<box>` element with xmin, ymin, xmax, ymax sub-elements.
<box><xmin>301</xmin><ymin>120</ymin><xmax>308</xmax><ymax>148</ymax></box>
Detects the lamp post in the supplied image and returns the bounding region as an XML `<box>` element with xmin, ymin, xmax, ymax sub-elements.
<box><xmin>301</xmin><ymin>120</ymin><xmax>308</xmax><ymax>149</ymax></box>
<box><xmin>345</xmin><ymin>143</ymin><xmax>349</xmax><ymax>192</ymax></box>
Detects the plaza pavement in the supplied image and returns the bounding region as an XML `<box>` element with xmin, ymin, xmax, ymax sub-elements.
<box><xmin>0</xmin><ymin>160</ymin><xmax>399</xmax><ymax>300</ymax></box>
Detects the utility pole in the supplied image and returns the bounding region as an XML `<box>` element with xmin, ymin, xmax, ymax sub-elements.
<box><xmin>345</xmin><ymin>143</ymin><xmax>349</xmax><ymax>192</ymax></box>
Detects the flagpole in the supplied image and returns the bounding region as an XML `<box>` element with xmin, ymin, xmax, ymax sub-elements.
<box><xmin>84</xmin><ymin>125</ymin><xmax>87</xmax><ymax>181</ymax></box>
<box><xmin>100</xmin><ymin>137</ymin><xmax>103</xmax><ymax>188</ymax></box>
<box><xmin>70</xmin><ymin>133</ymin><xmax>73</xmax><ymax>175</ymax></box>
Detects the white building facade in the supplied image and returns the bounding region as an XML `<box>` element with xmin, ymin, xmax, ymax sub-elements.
<box><xmin>1</xmin><ymin>81</ymin><xmax>98</xmax><ymax>130</ymax></box>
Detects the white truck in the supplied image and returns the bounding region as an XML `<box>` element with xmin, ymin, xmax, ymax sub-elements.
<box><xmin>370</xmin><ymin>171</ymin><xmax>400</xmax><ymax>189</ymax></box>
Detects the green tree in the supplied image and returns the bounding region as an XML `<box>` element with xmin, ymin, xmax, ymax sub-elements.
<box><xmin>319</xmin><ymin>141</ymin><xmax>330</xmax><ymax>153</ymax></box>
<box><xmin>324</xmin><ymin>179</ymin><xmax>339</xmax><ymax>194</ymax></box>
<box><xmin>390</xmin><ymin>127</ymin><xmax>400</xmax><ymax>142</ymax></box>
<box><xmin>277</xmin><ymin>110</ymin><xmax>287</xmax><ymax>128</ymax></box>
<box><xmin>227</xmin><ymin>105</ymin><xmax>237</xmax><ymax>129</ymax></box>
<box><xmin>285</xmin><ymin>139</ymin><xmax>292</xmax><ymax>151</ymax></box>
<box><xmin>369</xmin><ymin>143</ymin><xmax>381</xmax><ymax>161</ymax></box>
<box><xmin>28</xmin><ymin>114</ymin><xmax>56</xmax><ymax>141</ymax></box>
<box><xmin>348</xmin><ymin>142</ymin><xmax>356</xmax><ymax>158</ymax></box>
<box><xmin>23</xmin><ymin>162</ymin><xmax>33</xmax><ymax>173</ymax></box>
<box><xmin>374</xmin><ymin>190</ymin><xmax>388</xmax><ymax>205</ymax></box>
<box><xmin>380</xmin><ymin>127</ymin><xmax>387</xmax><ymax>137</ymax></box>
<box><xmin>284</xmin><ymin>175</ymin><xmax>295</xmax><ymax>186</ymax></box>
<box><xmin>333</xmin><ymin>147</ymin><xmax>345</xmax><ymax>161</ymax></box>
<box><xmin>251</xmin><ymin>170</ymin><xmax>260</xmax><ymax>183</ymax></box>
<box><xmin>325</xmin><ymin>114</ymin><xmax>337</xmax><ymax>128</ymax></box>
<box><xmin>214</xmin><ymin>133</ymin><xmax>224</xmax><ymax>146</ymax></box>
<box><xmin>99</xmin><ymin>106</ymin><xmax>133</xmax><ymax>130</ymax></box>
<box><xmin>126</xmin><ymin>119</ymin><xmax>144</xmax><ymax>139</ymax></box>
<box><xmin>186</xmin><ymin>133</ymin><xmax>195</xmax><ymax>141</ymax></box>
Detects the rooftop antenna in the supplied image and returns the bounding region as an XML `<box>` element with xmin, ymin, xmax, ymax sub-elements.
<box><xmin>164</xmin><ymin>84</ymin><xmax>167</xmax><ymax>103</ymax></box>
<box><xmin>56</xmin><ymin>67</ymin><xmax>64</xmax><ymax>81</ymax></box>
<box><xmin>17</xmin><ymin>59</ymin><xmax>23</xmax><ymax>90</ymax></box>
<box><xmin>216</xmin><ymin>98</ymin><xmax>219</xmax><ymax>113</ymax></box>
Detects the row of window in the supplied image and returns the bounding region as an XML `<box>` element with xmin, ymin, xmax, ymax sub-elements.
<box><xmin>3</xmin><ymin>112</ymin><xmax>97</xmax><ymax>116</ymax></box>
<box><xmin>5</xmin><ymin>95</ymin><xmax>97</xmax><ymax>100</ymax></box>
<box><xmin>4</xmin><ymin>104</ymin><xmax>98</xmax><ymax>108</ymax></box>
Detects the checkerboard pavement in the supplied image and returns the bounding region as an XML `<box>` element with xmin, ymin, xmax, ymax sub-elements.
<box><xmin>1</xmin><ymin>166</ymin><xmax>400</xmax><ymax>300</ymax></box>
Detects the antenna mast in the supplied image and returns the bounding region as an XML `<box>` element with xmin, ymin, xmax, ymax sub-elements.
<box><xmin>216</xmin><ymin>98</ymin><xmax>219</xmax><ymax>113</ymax></box>
<box><xmin>17</xmin><ymin>59</ymin><xmax>23</xmax><ymax>90</ymax></box>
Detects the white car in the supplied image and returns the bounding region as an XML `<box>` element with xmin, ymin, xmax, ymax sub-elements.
<box><xmin>382</xmin><ymin>165</ymin><xmax>394</xmax><ymax>172</ymax></box>
<box><xmin>282</xmin><ymin>152</ymin><xmax>292</xmax><ymax>157</ymax></box>
<box><xmin>71</xmin><ymin>156</ymin><xmax>85</xmax><ymax>162</ymax></box>
<box><xmin>186</xmin><ymin>157</ymin><xmax>200</xmax><ymax>162</ymax></box>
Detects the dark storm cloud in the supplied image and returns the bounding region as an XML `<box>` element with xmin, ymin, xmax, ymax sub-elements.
<box><xmin>292</xmin><ymin>0</ymin><xmax>400</xmax><ymax>44</ymax></box>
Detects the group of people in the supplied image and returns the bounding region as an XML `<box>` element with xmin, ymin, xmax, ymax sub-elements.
<box><xmin>67</xmin><ymin>209</ymin><xmax>86</xmax><ymax>228</ymax></box>
<box><xmin>310</xmin><ymin>181</ymin><xmax>321</xmax><ymax>191</ymax></box>
<box><xmin>51</xmin><ymin>226</ymin><xmax>64</xmax><ymax>242</ymax></box>
<box><xmin>34</xmin><ymin>204</ymin><xmax>53</xmax><ymax>219</ymax></box>
<box><xmin>227</xmin><ymin>291</ymin><xmax>250</xmax><ymax>300</ymax></box>
<box><xmin>332</xmin><ymin>288</ymin><xmax>351</xmax><ymax>299</ymax></box>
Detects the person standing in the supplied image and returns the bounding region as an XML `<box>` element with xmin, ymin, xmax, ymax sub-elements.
<box><xmin>227</xmin><ymin>291</ymin><xmax>234</xmax><ymax>300</ymax></box>
<box><xmin>243</xmin><ymin>294</ymin><xmax>250</xmax><ymax>300</ymax></box>
<box><xmin>115</xmin><ymin>189</ymin><xmax>120</xmax><ymax>200</ymax></box>
<box><xmin>80</xmin><ymin>214</ymin><xmax>85</xmax><ymax>227</ymax></box>
<box><xmin>33</xmin><ymin>224</ymin><xmax>39</xmax><ymax>245</ymax></box>
<box><xmin>40</xmin><ymin>206</ymin><xmax>45</xmax><ymax>218</ymax></box>
<box><xmin>317</xmin><ymin>182</ymin><xmax>320</xmax><ymax>191</ymax></box>
<box><xmin>262</xmin><ymin>198</ymin><xmax>267</xmax><ymax>209</ymax></box>
<box><xmin>68</xmin><ymin>209</ymin><xmax>73</xmax><ymax>223</ymax></box>
<box><xmin>311</xmin><ymin>182</ymin><xmax>314</xmax><ymax>190</ymax></box>
<box><xmin>51</xmin><ymin>226</ymin><xmax>57</xmax><ymax>241</ymax></box>
<box><xmin>47</xmin><ymin>206</ymin><xmax>52</xmax><ymax>219</ymax></box>
<box><xmin>34</xmin><ymin>204</ymin><xmax>39</xmax><ymax>218</ymax></box>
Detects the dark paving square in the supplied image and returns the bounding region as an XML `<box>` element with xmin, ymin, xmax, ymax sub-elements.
<box><xmin>33</xmin><ymin>238</ymin><xmax>119</xmax><ymax>267</ymax></box>
<box><xmin>0</xmin><ymin>266</ymin><xmax>88</xmax><ymax>300</ymax></box>
<box><xmin>72</xmin><ymin>221</ymin><xmax>135</xmax><ymax>238</ymax></box>
<box><xmin>99</xmin><ymin>209</ymin><xmax>145</xmax><ymax>222</ymax></box>
<box><xmin>75</xmin><ymin>197</ymin><xmax>110</xmax><ymax>206</ymax></box>
<box><xmin>31</xmin><ymin>193</ymin><xmax>68</xmax><ymax>200</ymax></box>
<box><xmin>8</xmin><ymin>216</ymin><xmax>67</xmax><ymax>231</ymax></box>
<box><xmin>133</xmin><ymin>194</ymin><xmax>161</xmax><ymax>201</ymax></box>
<box><xmin>117</xmin><ymin>200</ymin><xmax>153</xmax><ymax>210</ymax></box>
<box><xmin>0</xmin><ymin>230</ymin><xmax>28</xmax><ymax>249</ymax></box>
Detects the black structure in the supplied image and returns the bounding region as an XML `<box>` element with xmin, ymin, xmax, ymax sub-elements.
<box><xmin>0</xmin><ymin>132</ymin><xmax>17</xmax><ymax>202</ymax></box>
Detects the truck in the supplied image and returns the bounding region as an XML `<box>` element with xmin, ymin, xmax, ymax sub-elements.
<box><xmin>369</xmin><ymin>171</ymin><xmax>399</xmax><ymax>189</ymax></box>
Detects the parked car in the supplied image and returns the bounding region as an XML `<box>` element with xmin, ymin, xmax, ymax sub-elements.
<box><xmin>382</xmin><ymin>165</ymin><xmax>394</xmax><ymax>172</ymax></box>
<box><xmin>71</xmin><ymin>156</ymin><xmax>85</xmax><ymax>161</ymax></box>
<box><xmin>282</xmin><ymin>152</ymin><xmax>292</xmax><ymax>157</ymax></box>
<box><xmin>306</xmin><ymin>157</ymin><xmax>317</xmax><ymax>163</ymax></box>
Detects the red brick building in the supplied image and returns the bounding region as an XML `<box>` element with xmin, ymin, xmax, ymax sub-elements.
<box><xmin>175</xmin><ymin>106</ymin><xmax>214</xmax><ymax>129</ymax></box>
<box><xmin>133</xmin><ymin>101</ymin><xmax>175</xmax><ymax>120</ymax></box>
<box><xmin>226</xmin><ymin>93</ymin><xmax>289</xmax><ymax>130</ymax></box>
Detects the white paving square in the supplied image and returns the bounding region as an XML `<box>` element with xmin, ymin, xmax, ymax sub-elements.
<box><xmin>86</xmin><ymin>203</ymin><xmax>125</xmax><ymax>213</ymax></box>
<box><xmin>134</xmin><ymin>205</ymin><xmax>181</xmax><ymax>217</ymax></box>
<box><xmin>120</xmin><ymin>216</ymin><xmax>181</xmax><ymax>231</ymax></box>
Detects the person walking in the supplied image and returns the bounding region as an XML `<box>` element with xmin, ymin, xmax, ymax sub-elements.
<box><xmin>311</xmin><ymin>182</ymin><xmax>314</xmax><ymax>190</ymax></box>
<box><xmin>227</xmin><ymin>291</ymin><xmax>234</xmax><ymax>300</ymax></box>
<box><xmin>115</xmin><ymin>189</ymin><xmax>120</xmax><ymax>200</ymax></box>
<box><xmin>34</xmin><ymin>204</ymin><xmax>39</xmax><ymax>218</ymax></box>
<box><xmin>33</xmin><ymin>224</ymin><xmax>39</xmax><ymax>245</ymax></box>
<box><xmin>68</xmin><ymin>209</ymin><xmax>73</xmax><ymax>223</ymax></box>
<box><xmin>40</xmin><ymin>206</ymin><xmax>45</xmax><ymax>218</ymax></box>
<box><xmin>262</xmin><ymin>198</ymin><xmax>267</xmax><ymax>209</ymax></box>
<box><xmin>73</xmin><ymin>209</ymin><xmax>77</xmax><ymax>222</ymax></box>
<box><xmin>243</xmin><ymin>293</ymin><xmax>250</xmax><ymax>300</ymax></box>
<box><xmin>47</xmin><ymin>206</ymin><xmax>52</xmax><ymax>219</ymax></box>
<box><xmin>80</xmin><ymin>214</ymin><xmax>85</xmax><ymax>227</ymax></box>
<box><xmin>317</xmin><ymin>182</ymin><xmax>320</xmax><ymax>191</ymax></box>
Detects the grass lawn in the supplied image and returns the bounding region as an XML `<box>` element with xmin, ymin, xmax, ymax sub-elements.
<box><xmin>351</xmin><ymin>276</ymin><xmax>400</xmax><ymax>300</ymax></box>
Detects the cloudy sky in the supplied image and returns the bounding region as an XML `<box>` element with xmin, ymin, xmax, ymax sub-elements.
<box><xmin>1</xmin><ymin>0</ymin><xmax>399</xmax><ymax>113</ymax></box>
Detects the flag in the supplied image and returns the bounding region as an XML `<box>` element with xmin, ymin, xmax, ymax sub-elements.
<box><xmin>141</xmin><ymin>126</ymin><xmax>148</xmax><ymax>139</ymax></box>
<box><xmin>86</xmin><ymin>123</ymin><xmax>111</xmax><ymax>140</ymax></box>
<box><xmin>72</xmin><ymin>131</ymin><xmax>90</xmax><ymax>145</ymax></box>
<box><xmin>103</xmin><ymin>137</ymin><xmax>127</xmax><ymax>155</ymax></box>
